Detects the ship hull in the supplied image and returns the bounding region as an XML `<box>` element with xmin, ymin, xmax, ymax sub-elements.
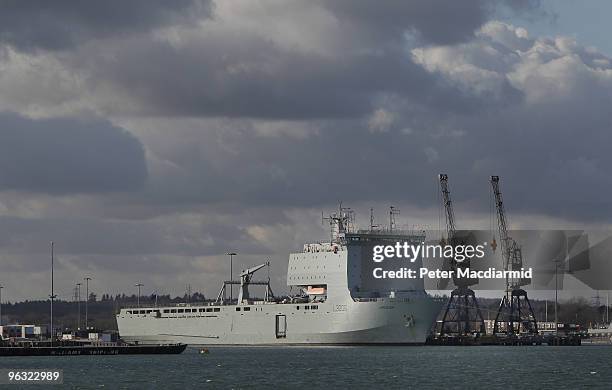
<box><xmin>117</xmin><ymin>296</ymin><xmax>443</xmax><ymax>346</ymax></box>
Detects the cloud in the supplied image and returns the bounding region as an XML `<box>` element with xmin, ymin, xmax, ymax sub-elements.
<box><xmin>321</xmin><ymin>0</ymin><xmax>493</xmax><ymax>45</ymax></box>
<box><xmin>0</xmin><ymin>207</ymin><xmax>326</xmax><ymax>300</ymax></box>
<box><xmin>0</xmin><ymin>112</ymin><xmax>147</xmax><ymax>193</ymax></box>
<box><xmin>407</xmin><ymin>21</ymin><xmax>612</xmax><ymax>220</ymax></box>
<box><xmin>75</xmin><ymin>27</ymin><xmax>439</xmax><ymax>119</ymax></box>
<box><xmin>3</xmin><ymin>2</ymin><xmax>612</xmax><ymax>300</ymax></box>
<box><xmin>0</xmin><ymin>0</ymin><xmax>213</xmax><ymax>52</ymax></box>
<box><xmin>111</xmin><ymin>20</ymin><xmax>612</xmax><ymax>224</ymax></box>
<box><xmin>0</xmin><ymin>1</ymin><xmax>536</xmax><ymax>120</ymax></box>
<box><xmin>368</xmin><ymin>109</ymin><xmax>395</xmax><ymax>133</ymax></box>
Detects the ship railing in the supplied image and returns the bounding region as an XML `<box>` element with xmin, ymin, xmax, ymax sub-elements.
<box><xmin>353</xmin><ymin>297</ymin><xmax>412</xmax><ymax>303</ymax></box>
<box><xmin>119</xmin><ymin>301</ymin><xmax>220</xmax><ymax>309</ymax></box>
<box><xmin>119</xmin><ymin>298</ymin><xmax>285</xmax><ymax>310</ymax></box>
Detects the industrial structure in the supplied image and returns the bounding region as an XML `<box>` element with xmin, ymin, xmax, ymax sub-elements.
<box><xmin>490</xmin><ymin>176</ymin><xmax>538</xmax><ymax>335</ymax></box>
<box><xmin>437</xmin><ymin>174</ymin><xmax>486</xmax><ymax>336</ymax></box>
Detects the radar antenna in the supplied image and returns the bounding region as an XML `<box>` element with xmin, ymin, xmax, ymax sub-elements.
<box><xmin>322</xmin><ymin>201</ymin><xmax>354</xmax><ymax>243</ymax></box>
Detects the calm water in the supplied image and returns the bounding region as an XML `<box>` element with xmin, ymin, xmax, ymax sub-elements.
<box><xmin>1</xmin><ymin>346</ymin><xmax>611</xmax><ymax>389</ymax></box>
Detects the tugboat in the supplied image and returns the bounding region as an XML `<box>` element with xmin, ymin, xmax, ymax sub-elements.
<box><xmin>0</xmin><ymin>242</ymin><xmax>187</xmax><ymax>357</ymax></box>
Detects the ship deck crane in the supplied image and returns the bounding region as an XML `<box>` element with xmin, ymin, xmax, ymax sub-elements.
<box><xmin>438</xmin><ymin>174</ymin><xmax>485</xmax><ymax>336</ymax></box>
<box><xmin>216</xmin><ymin>262</ymin><xmax>274</xmax><ymax>304</ymax></box>
<box><xmin>490</xmin><ymin>175</ymin><xmax>538</xmax><ymax>335</ymax></box>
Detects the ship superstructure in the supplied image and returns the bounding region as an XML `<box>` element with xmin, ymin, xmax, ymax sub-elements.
<box><xmin>116</xmin><ymin>206</ymin><xmax>444</xmax><ymax>345</ymax></box>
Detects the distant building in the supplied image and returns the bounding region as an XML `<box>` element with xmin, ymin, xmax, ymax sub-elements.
<box><xmin>588</xmin><ymin>323</ymin><xmax>612</xmax><ymax>337</ymax></box>
<box><xmin>59</xmin><ymin>329</ymin><xmax>118</xmax><ymax>343</ymax></box>
<box><xmin>483</xmin><ymin>320</ymin><xmax>557</xmax><ymax>335</ymax></box>
<box><xmin>0</xmin><ymin>324</ymin><xmax>46</xmax><ymax>340</ymax></box>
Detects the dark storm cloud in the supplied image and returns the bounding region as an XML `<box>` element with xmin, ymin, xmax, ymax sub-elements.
<box><xmin>314</xmin><ymin>1</ymin><xmax>541</xmax><ymax>46</ymax></box>
<box><xmin>0</xmin><ymin>112</ymin><xmax>147</xmax><ymax>193</ymax></box>
<box><xmin>0</xmin><ymin>0</ymin><xmax>213</xmax><ymax>51</ymax></box>
<box><xmin>62</xmin><ymin>0</ymin><xmax>533</xmax><ymax>120</ymax></box>
<box><xmin>0</xmin><ymin>214</ymin><xmax>264</xmax><ymax>257</ymax></box>
<box><xmin>3</xmin><ymin>0</ymin><xmax>611</xmax><ymax>301</ymax></box>
<box><xmin>88</xmin><ymin>36</ymin><xmax>452</xmax><ymax>119</ymax></box>
<box><xmin>83</xmin><ymin>37</ymin><xmax>512</xmax><ymax>120</ymax></box>
<box><xmin>321</xmin><ymin>0</ymin><xmax>493</xmax><ymax>45</ymax></box>
<box><xmin>140</xmin><ymin>118</ymin><xmax>468</xmax><ymax>210</ymax></box>
<box><xmin>139</xmin><ymin>80</ymin><xmax>612</xmax><ymax>224</ymax></box>
<box><xmin>0</xmin><ymin>1</ymin><xmax>533</xmax><ymax>120</ymax></box>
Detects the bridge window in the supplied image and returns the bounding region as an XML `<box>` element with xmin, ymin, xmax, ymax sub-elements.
<box><xmin>213</xmin><ymin>308</ymin><xmax>220</xmax><ymax>312</ymax></box>
<box><xmin>170</xmin><ymin>309</ymin><xmax>177</xmax><ymax>313</ymax></box>
<box><xmin>244</xmin><ymin>307</ymin><xmax>251</xmax><ymax>311</ymax></box>
<box><xmin>236</xmin><ymin>307</ymin><xmax>241</xmax><ymax>311</ymax></box>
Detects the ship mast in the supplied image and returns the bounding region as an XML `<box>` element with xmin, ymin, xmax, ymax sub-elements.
<box><xmin>322</xmin><ymin>201</ymin><xmax>354</xmax><ymax>243</ymax></box>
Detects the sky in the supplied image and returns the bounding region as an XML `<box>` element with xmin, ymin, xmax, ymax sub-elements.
<box><xmin>1</xmin><ymin>0</ymin><xmax>612</xmax><ymax>302</ymax></box>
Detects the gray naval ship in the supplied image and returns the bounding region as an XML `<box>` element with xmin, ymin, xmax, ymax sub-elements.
<box><xmin>117</xmin><ymin>207</ymin><xmax>444</xmax><ymax>345</ymax></box>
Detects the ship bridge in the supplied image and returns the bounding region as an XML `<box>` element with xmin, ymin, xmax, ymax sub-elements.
<box><xmin>287</xmin><ymin>231</ymin><xmax>427</xmax><ymax>302</ymax></box>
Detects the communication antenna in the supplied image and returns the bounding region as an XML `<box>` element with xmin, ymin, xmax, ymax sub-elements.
<box><xmin>389</xmin><ymin>206</ymin><xmax>400</xmax><ymax>232</ymax></box>
<box><xmin>322</xmin><ymin>201</ymin><xmax>354</xmax><ymax>243</ymax></box>
<box><xmin>369</xmin><ymin>208</ymin><xmax>381</xmax><ymax>231</ymax></box>
<box><xmin>186</xmin><ymin>284</ymin><xmax>192</xmax><ymax>303</ymax></box>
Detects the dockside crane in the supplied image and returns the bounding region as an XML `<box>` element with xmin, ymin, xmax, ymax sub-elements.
<box><xmin>438</xmin><ymin>174</ymin><xmax>486</xmax><ymax>336</ymax></box>
<box><xmin>490</xmin><ymin>175</ymin><xmax>538</xmax><ymax>335</ymax></box>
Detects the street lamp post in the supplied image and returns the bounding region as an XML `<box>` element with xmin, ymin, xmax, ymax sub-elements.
<box><xmin>554</xmin><ymin>259</ymin><xmax>564</xmax><ymax>336</ymax></box>
<box><xmin>76</xmin><ymin>282</ymin><xmax>81</xmax><ymax>330</ymax></box>
<box><xmin>84</xmin><ymin>277</ymin><xmax>92</xmax><ymax>330</ymax></box>
<box><xmin>135</xmin><ymin>283</ymin><xmax>144</xmax><ymax>307</ymax></box>
<box><xmin>49</xmin><ymin>242</ymin><xmax>57</xmax><ymax>344</ymax></box>
<box><xmin>226</xmin><ymin>252</ymin><xmax>237</xmax><ymax>302</ymax></box>
<box><xmin>0</xmin><ymin>285</ymin><xmax>3</xmax><ymax>327</ymax></box>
